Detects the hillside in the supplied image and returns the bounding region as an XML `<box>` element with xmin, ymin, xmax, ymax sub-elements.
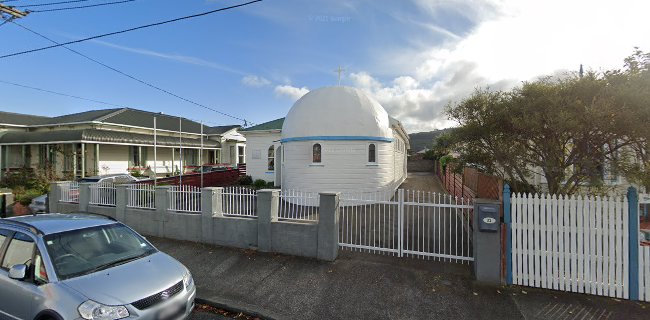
<box><xmin>408</xmin><ymin>128</ymin><xmax>452</xmax><ymax>152</ymax></box>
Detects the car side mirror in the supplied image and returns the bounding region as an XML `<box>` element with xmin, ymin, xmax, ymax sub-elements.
<box><xmin>8</xmin><ymin>264</ymin><xmax>28</xmax><ymax>280</ymax></box>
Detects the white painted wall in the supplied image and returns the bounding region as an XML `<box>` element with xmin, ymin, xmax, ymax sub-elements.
<box><xmin>97</xmin><ymin>144</ymin><xmax>129</xmax><ymax>175</ymax></box>
<box><xmin>244</xmin><ymin>132</ymin><xmax>281</xmax><ymax>183</ymax></box>
<box><xmin>282</xmin><ymin>140</ymin><xmax>399</xmax><ymax>194</ymax></box>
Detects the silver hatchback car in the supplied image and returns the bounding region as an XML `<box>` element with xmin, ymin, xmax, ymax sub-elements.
<box><xmin>0</xmin><ymin>213</ymin><xmax>195</xmax><ymax>320</ymax></box>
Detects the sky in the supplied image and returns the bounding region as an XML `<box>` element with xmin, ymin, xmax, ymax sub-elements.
<box><xmin>0</xmin><ymin>0</ymin><xmax>649</xmax><ymax>133</ymax></box>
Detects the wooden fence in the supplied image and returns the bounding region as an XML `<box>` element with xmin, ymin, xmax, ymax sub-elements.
<box><xmin>435</xmin><ymin>162</ymin><xmax>502</xmax><ymax>202</ymax></box>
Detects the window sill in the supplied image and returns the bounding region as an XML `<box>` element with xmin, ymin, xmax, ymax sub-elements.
<box><xmin>309</xmin><ymin>164</ymin><xmax>324</xmax><ymax>167</ymax></box>
<box><xmin>366</xmin><ymin>163</ymin><xmax>379</xmax><ymax>167</ymax></box>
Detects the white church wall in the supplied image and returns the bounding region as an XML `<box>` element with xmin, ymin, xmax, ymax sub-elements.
<box><xmin>243</xmin><ymin>132</ymin><xmax>281</xmax><ymax>183</ymax></box>
<box><xmin>282</xmin><ymin>140</ymin><xmax>396</xmax><ymax>194</ymax></box>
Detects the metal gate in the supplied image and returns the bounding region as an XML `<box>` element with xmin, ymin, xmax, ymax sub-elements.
<box><xmin>338</xmin><ymin>189</ymin><xmax>474</xmax><ymax>263</ymax></box>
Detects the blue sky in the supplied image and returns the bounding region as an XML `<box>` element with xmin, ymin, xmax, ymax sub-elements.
<box><xmin>1</xmin><ymin>0</ymin><xmax>649</xmax><ymax>132</ymax></box>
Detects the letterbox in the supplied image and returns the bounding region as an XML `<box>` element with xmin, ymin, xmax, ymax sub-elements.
<box><xmin>477</xmin><ymin>204</ymin><xmax>499</xmax><ymax>232</ymax></box>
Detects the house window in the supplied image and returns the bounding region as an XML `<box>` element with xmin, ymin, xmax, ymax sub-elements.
<box><xmin>268</xmin><ymin>146</ymin><xmax>275</xmax><ymax>171</ymax></box>
<box><xmin>312</xmin><ymin>143</ymin><xmax>322</xmax><ymax>163</ymax></box>
<box><xmin>368</xmin><ymin>144</ymin><xmax>376</xmax><ymax>163</ymax></box>
<box><xmin>238</xmin><ymin>146</ymin><xmax>245</xmax><ymax>164</ymax></box>
<box><xmin>129</xmin><ymin>146</ymin><xmax>141</xmax><ymax>167</ymax></box>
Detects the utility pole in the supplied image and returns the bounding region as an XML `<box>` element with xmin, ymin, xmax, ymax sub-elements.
<box><xmin>0</xmin><ymin>4</ymin><xmax>29</xmax><ymax>23</ymax></box>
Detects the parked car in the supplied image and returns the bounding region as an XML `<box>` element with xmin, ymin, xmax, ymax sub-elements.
<box><xmin>28</xmin><ymin>194</ymin><xmax>48</xmax><ymax>213</ymax></box>
<box><xmin>79</xmin><ymin>174</ymin><xmax>140</xmax><ymax>184</ymax></box>
<box><xmin>0</xmin><ymin>213</ymin><xmax>195</xmax><ymax>319</ymax></box>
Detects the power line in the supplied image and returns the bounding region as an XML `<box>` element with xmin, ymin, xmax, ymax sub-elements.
<box><xmin>0</xmin><ymin>0</ymin><xmax>262</xmax><ymax>59</ymax></box>
<box><xmin>11</xmin><ymin>21</ymin><xmax>255</xmax><ymax>125</ymax></box>
<box><xmin>0</xmin><ymin>79</ymin><xmax>128</xmax><ymax>108</ymax></box>
<box><xmin>14</xmin><ymin>0</ymin><xmax>98</xmax><ymax>8</ymax></box>
<box><xmin>29</xmin><ymin>0</ymin><xmax>137</xmax><ymax>13</ymax></box>
<box><xmin>0</xmin><ymin>79</ymin><xmax>229</xmax><ymax>127</ymax></box>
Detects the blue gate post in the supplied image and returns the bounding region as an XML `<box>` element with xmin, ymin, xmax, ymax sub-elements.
<box><xmin>628</xmin><ymin>186</ymin><xmax>639</xmax><ymax>301</ymax></box>
<box><xmin>504</xmin><ymin>184</ymin><xmax>513</xmax><ymax>285</ymax></box>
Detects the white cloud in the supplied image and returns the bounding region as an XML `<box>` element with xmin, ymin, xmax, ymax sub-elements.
<box><xmin>241</xmin><ymin>75</ymin><xmax>271</xmax><ymax>87</ymax></box>
<box><xmin>91</xmin><ymin>40</ymin><xmax>246</xmax><ymax>75</ymax></box>
<box><xmin>352</xmin><ymin>0</ymin><xmax>650</xmax><ymax>133</ymax></box>
<box><xmin>274</xmin><ymin>85</ymin><xmax>310</xmax><ymax>101</ymax></box>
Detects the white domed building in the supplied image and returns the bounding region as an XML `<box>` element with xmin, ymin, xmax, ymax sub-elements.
<box><xmin>241</xmin><ymin>86</ymin><xmax>409</xmax><ymax>195</ymax></box>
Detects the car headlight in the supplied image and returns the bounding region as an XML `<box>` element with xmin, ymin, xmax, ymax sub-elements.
<box><xmin>78</xmin><ymin>300</ymin><xmax>129</xmax><ymax>320</ymax></box>
<box><xmin>183</xmin><ymin>270</ymin><xmax>194</xmax><ymax>289</ymax></box>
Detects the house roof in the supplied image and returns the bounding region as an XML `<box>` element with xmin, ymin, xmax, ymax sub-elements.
<box><xmin>0</xmin><ymin>108</ymin><xmax>241</xmax><ymax>135</ymax></box>
<box><xmin>241</xmin><ymin>118</ymin><xmax>284</xmax><ymax>132</ymax></box>
<box><xmin>0</xmin><ymin>129</ymin><xmax>220</xmax><ymax>148</ymax></box>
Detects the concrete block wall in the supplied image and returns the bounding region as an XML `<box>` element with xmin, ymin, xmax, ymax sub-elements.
<box><xmin>49</xmin><ymin>182</ymin><xmax>339</xmax><ymax>261</ymax></box>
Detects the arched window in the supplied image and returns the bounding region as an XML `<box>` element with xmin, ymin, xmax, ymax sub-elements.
<box><xmin>267</xmin><ymin>146</ymin><xmax>275</xmax><ymax>171</ymax></box>
<box><xmin>312</xmin><ymin>143</ymin><xmax>322</xmax><ymax>163</ymax></box>
<box><xmin>368</xmin><ymin>144</ymin><xmax>376</xmax><ymax>163</ymax></box>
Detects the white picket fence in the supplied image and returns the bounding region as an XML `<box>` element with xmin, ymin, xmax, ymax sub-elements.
<box><xmin>222</xmin><ymin>186</ymin><xmax>256</xmax><ymax>217</ymax></box>
<box><xmin>339</xmin><ymin>189</ymin><xmax>474</xmax><ymax>263</ymax></box>
<box><xmin>168</xmin><ymin>185</ymin><xmax>201</xmax><ymax>213</ymax></box>
<box><xmin>89</xmin><ymin>181</ymin><xmax>116</xmax><ymax>206</ymax></box>
<box><xmin>640</xmin><ymin>245</ymin><xmax>650</xmax><ymax>302</ymax></box>
<box><xmin>278</xmin><ymin>189</ymin><xmax>319</xmax><ymax>221</ymax></box>
<box><xmin>59</xmin><ymin>181</ymin><xmax>79</xmax><ymax>203</ymax></box>
<box><xmin>511</xmin><ymin>193</ymin><xmax>629</xmax><ymax>299</ymax></box>
<box><xmin>127</xmin><ymin>184</ymin><xmax>156</xmax><ymax>209</ymax></box>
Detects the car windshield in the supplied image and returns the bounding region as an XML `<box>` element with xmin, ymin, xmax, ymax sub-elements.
<box><xmin>43</xmin><ymin>223</ymin><xmax>157</xmax><ymax>280</ymax></box>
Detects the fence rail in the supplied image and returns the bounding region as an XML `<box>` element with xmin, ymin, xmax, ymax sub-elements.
<box><xmin>168</xmin><ymin>185</ymin><xmax>201</xmax><ymax>213</ymax></box>
<box><xmin>222</xmin><ymin>186</ymin><xmax>256</xmax><ymax>217</ymax></box>
<box><xmin>59</xmin><ymin>181</ymin><xmax>79</xmax><ymax>203</ymax></box>
<box><xmin>89</xmin><ymin>181</ymin><xmax>116</xmax><ymax>206</ymax></box>
<box><xmin>279</xmin><ymin>189</ymin><xmax>319</xmax><ymax>221</ymax></box>
<box><xmin>127</xmin><ymin>184</ymin><xmax>156</xmax><ymax>209</ymax></box>
<box><xmin>511</xmin><ymin>193</ymin><xmax>629</xmax><ymax>299</ymax></box>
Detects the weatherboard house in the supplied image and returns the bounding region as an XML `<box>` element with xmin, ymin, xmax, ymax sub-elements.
<box><xmin>242</xmin><ymin>86</ymin><xmax>410</xmax><ymax>195</ymax></box>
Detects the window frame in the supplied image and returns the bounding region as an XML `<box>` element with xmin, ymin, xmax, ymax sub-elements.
<box><xmin>312</xmin><ymin>143</ymin><xmax>322</xmax><ymax>164</ymax></box>
<box><xmin>267</xmin><ymin>146</ymin><xmax>275</xmax><ymax>171</ymax></box>
<box><xmin>1</xmin><ymin>231</ymin><xmax>36</xmax><ymax>274</ymax></box>
<box><xmin>368</xmin><ymin>143</ymin><xmax>377</xmax><ymax>164</ymax></box>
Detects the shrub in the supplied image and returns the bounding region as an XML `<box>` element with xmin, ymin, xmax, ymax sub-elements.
<box><xmin>253</xmin><ymin>179</ymin><xmax>267</xmax><ymax>190</ymax></box>
<box><xmin>0</xmin><ymin>167</ymin><xmax>51</xmax><ymax>195</ymax></box>
<box><xmin>15</xmin><ymin>189</ymin><xmax>43</xmax><ymax>206</ymax></box>
<box><xmin>238</xmin><ymin>175</ymin><xmax>253</xmax><ymax>185</ymax></box>
<box><xmin>266</xmin><ymin>181</ymin><xmax>275</xmax><ymax>188</ymax></box>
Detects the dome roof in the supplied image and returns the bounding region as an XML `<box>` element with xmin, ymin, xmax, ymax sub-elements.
<box><xmin>281</xmin><ymin>86</ymin><xmax>392</xmax><ymax>141</ymax></box>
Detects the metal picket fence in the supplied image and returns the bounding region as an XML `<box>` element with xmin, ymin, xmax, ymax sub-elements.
<box><xmin>59</xmin><ymin>181</ymin><xmax>79</xmax><ymax>203</ymax></box>
<box><xmin>127</xmin><ymin>184</ymin><xmax>156</xmax><ymax>210</ymax></box>
<box><xmin>168</xmin><ymin>185</ymin><xmax>201</xmax><ymax>213</ymax></box>
<box><xmin>278</xmin><ymin>189</ymin><xmax>319</xmax><ymax>222</ymax></box>
<box><xmin>89</xmin><ymin>181</ymin><xmax>116</xmax><ymax>206</ymax></box>
<box><xmin>339</xmin><ymin>189</ymin><xmax>474</xmax><ymax>263</ymax></box>
<box><xmin>222</xmin><ymin>186</ymin><xmax>257</xmax><ymax>217</ymax></box>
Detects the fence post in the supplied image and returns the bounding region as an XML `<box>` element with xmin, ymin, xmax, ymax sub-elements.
<box><xmin>115</xmin><ymin>185</ymin><xmax>128</xmax><ymax>221</ymax></box>
<box><xmin>201</xmin><ymin>187</ymin><xmax>223</xmax><ymax>244</ymax></box>
<box><xmin>48</xmin><ymin>182</ymin><xmax>64</xmax><ymax>213</ymax></box>
<box><xmin>318</xmin><ymin>192</ymin><xmax>340</xmax><ymax>261</ymax></box>
<box><xmin>154</xmin><ymin>186</ymin><xmax>169</xmax><ymax>238</ymax></box>
<box><xmin>628</xmin><ymin>186</ymin><xmax>639</xmax><ymax>301</ymax></box>
<box><xmin>398</xmin><ymin>189</ymin><xmax>404</xmax><ymax>257</ymax></box>
<box><xmin>257</xmin><ymin>189</ymin><xmax>279</xmax><ymax>252</ymax></box>
<box><xmin>503</xmin><ymin>184</ymin><xmax>512</xmax><ymax>285</ymax></box>
<box><xmin>78</xmin><ymin>182</ymin><xmax>91</xmax><ymax>212</ymax></box>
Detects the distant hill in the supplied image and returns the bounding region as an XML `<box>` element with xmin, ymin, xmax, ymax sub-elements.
<box><xmin>408</xmin><ymin>128</ymin><xmax>452</xmax><ymax>152</ymax></box>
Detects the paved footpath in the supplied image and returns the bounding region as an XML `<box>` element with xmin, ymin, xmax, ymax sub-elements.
<box><xmin>151</xmin><ymin>237</ymin><xmax>649</xmax><ymax>320</ymax></box>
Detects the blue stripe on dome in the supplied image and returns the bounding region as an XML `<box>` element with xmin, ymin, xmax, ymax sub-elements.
<box><xmin>280</xmin><ymin>136</ymin><xmax>393</xmax><ymax>143</ymax></box>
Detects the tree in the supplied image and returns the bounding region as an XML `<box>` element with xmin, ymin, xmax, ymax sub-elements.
<box><xmin>445</xmin><ymin>50</ymin><xmax>650</xmax><ymax>194</ymax></box>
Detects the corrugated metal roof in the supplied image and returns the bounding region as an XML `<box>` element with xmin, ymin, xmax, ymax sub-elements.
<box><xmin>0</xmin><ymin>108</ymin><xmax>241</xmax><ymax>135</ymax></box>
<box><xmin>0</xmin><ymin>129</ymin><xmax>219</xmax><ymax>148</ymax></box>
<box><xmin>241</xmin><ymin>118</ymin><xmax>284</xmax><ymax>131</ymax></box>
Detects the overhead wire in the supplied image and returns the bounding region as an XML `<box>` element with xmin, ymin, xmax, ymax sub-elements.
<box><xmin>0</xmin><ymin>0</ymin><xmax>263</xmax><ymax>59</ymax></box>
<box><xmin>28</xmin><ymin>0</ymin><xmax>137</xmax><ymax>13</ymax></box>
<box><xmin>10</xmin><ymin>20</ymin><xmax>255</xmax><ymax>125</ymax></box>
<box><xmin>13</xmin><ymin>0</ymin><xmax>99</xmax><ymax>8</ymax></box>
